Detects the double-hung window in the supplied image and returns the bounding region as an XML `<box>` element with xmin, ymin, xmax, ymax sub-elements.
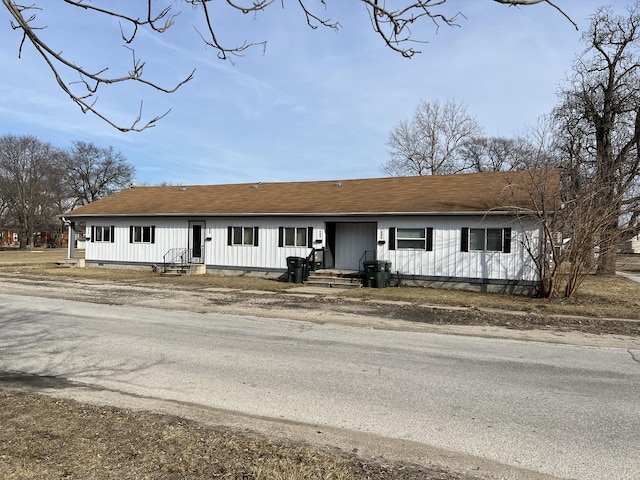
<box><xmin>228</xmin><ymin>226</ymin><xmax>259</xmax><ymax>246</ymax></box>
<box><xmin>129</xmin><ymin>226</ymin><xmax>155</xmax><ymax>244</ymax></box>
<box><xmin>91</xmin><ymin>226</ymin><xmax>114</xmax><ymax>243</ymax></box>
<box><xmin>278</xmin><ymin>227</ymin><xmax>313</xmax><ymax>247</ymax></box>
<box><xmin>389</xmin><ymin>227</ymin><xmax>433</xmax><ymax>251</ymax></box>
<box><xmin>461</xmin><ymin>227</ymin><xmax>511</xmax><ymax>253</ymax></box>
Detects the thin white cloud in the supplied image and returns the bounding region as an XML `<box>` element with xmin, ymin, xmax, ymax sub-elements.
<box><xmin>0</xmin><ymin>0</ymin><xmax>609</xmax><ymax>185</ymax></box>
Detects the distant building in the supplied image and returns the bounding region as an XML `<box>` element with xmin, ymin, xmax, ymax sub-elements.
<box><xmin>0</xmin><ymin>229</ymin><xmax>18</xmax><ymax>246</ymax></box>
<box><xmin>622</xmin><ymin>233</ymin><xmax>640</xmax><ymax>254</ymax></box>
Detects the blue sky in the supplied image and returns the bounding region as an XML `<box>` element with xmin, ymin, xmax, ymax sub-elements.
<box><xmin>0</xmin><ymin>1</ymin><xmax>609</xmax><ymax>186</ymax></box>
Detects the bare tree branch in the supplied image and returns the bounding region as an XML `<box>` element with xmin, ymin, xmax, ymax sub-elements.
<box><xmin>361</xmin><ymin>0</ymin><xmax>462</xmax><ymax>58</ymax></box>
<box><xmin>2</xmin><ymin>0</ymin><xmax>579</xmax><ymax>131</ymax></box>
<box><xmin>493</xmin><ymin>0</ymin><xmax>578</xmax><ymax>30</ymax></box>
<box><xmin>4</xmin><ymin>0</ymin><xmax>195</xmax><ymax>131</ymax></box>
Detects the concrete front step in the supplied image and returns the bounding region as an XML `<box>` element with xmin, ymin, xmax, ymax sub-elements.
<box><xmin>55</xmin><ymin>258</ymin><xmax>85</xmax><ymax>268</ymax></box>
<box><xmin>163</xmin><ymin>268</ymin><xmax>188</xmax><ymax>276</ymax></box>
<box><xmin>305</xmin><ymin>271</ymin><xmax>363</xmax><ymax>289</ymax></box>
<box><xmin>162</xmin><ymin>264</ymin><xmax>206</xmax><ymax>276</ymax></box>
<box><xmin>304</xmin><ymin>279</ymin><xmax>362</xmax><ymax>289</ymax></box>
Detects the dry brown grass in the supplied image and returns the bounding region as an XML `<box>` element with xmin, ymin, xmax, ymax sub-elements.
<box><xmin>0</xmin><ymin>247</ymin><xmax>68</xmax><ymax>266</ymax></box>
<box><xmin>341</xmin><ymin>274</ymin><xmax>640</xmax><ymax>320</ymax></box>
<box><xmin>0</xmin><ymin>389</ymin><xmax>455</xmax><ymax>480</ymax></box>
<box><xmin>1</xmin><ymin>248</ymin><xmax>639</xmax><ymax>319</ymax></box>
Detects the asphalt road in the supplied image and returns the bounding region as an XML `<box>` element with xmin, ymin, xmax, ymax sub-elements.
<box><xmin>1</xmin><ymin>292</ymin><xmax>639</xmax><ymax>479</ymax></box>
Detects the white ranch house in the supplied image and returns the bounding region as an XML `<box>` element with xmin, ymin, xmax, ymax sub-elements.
<box><xmin>63</xmin><ymin>171</ymin><xmax>559</xmax><ymax>294</ymax></box>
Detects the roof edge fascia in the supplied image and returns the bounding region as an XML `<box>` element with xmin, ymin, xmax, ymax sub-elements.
<box><xmin>63</xmin><ymin>210</ymin><xmax>539</xmax><ymax>218</ymax></box>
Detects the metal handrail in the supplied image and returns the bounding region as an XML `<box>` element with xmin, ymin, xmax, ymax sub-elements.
<box><xmin>358</xmin><ymin>249</ymin><xmax>376</xmax><ymax>273</ymax></box>
<box><xmin>306</xmin><ymin>247</ymin><xmax>325</xmax><ymax>269</ymax></box>
<box><xmin>162</xmin><ymin>248</ymin><xmax>191</xmax><ymax>273</ymax></box>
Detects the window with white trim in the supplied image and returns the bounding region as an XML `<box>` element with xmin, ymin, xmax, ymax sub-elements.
<box><xmin>278</xmin><ymin>227</ymin><xmax>312</xmax><ymax>247</ymax></box>
<box><xmin>92</xmin><ymin>225</ymin><xmax>114</xmax><ymax>243</ymax></box>
<box><xmin>397</xmin><ymin>228</ymin><xmax>426</xmax><ymax>249</ymax></box>
<box><xmin>388</xmin><ymin>227</ymin><xmax>433</xmax><ymax>251</ymax></box>
<box><xmin>129</xmin><ymin>226</ymin><xmax>155</xmax><ymax>244</ymax></box>
<box><xmin>228</xmin><ymin>226</ymin><xmax>259</xmax><ymax>246</ymax></box>
<box><xmin>462</xmin><ymin>227</ymin><xmax>511</xmax><ymax>253</ymax></box>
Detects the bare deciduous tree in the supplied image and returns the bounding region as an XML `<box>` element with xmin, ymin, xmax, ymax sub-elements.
<box><xmin>554</xmin><ymin>1</ymin><xmax>640</xmax><ymax>276</ymax></box>
<box><xmin>498</xmin><ymin>114</ymin><xmax>623</xmax><ymax>299</ymax></box>
<box><xmin>2</xmin><ymin>1</ymin><xmax>576</xmax><ymax>132</ymax></box>
<box><xmin>61</xmin><ymin>141</ymin><xmax>135</xmax><ymax>208</ymax></box>
<box><xmin>384</xmin><ymin>99</ymin><xmax>482</xmax><ymax>176</ymax></box>
<box><xmin>507</xmin><ymin>166</ymin><xmax>620</xmax><ymax>299</ymax></box>
<box><xmin>0</xmin><ymin>134</ymin><xmax>64</xmax><ymax>249</ymax></box>
<box><xmin>0</xmin><ymin>191</ymin><xmax>8</xmax><ymax>227</ymax></box>
<box><xmin>459</xmin><ymin>136</ymin><xmax>531</xmax><ymax>173</ymax></box>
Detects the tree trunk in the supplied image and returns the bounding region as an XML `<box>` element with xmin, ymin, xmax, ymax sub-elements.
<box><xmin>18</xmin><ymin>220</ymin><xmax>34</xmax><ymax>250</ymax></box>
<box><xmin>18</xmin><ymin>231</ymin><xmax>29</xmax><ymax>250</ymax></box>
<box><xmin>596</xmin><ymin>226</ymin><xmax>618</xmax><ymax>275</ymax></box>
<box><xmin>596</xmin><ymin>250</ymin><xmax>616</xmax><ymax>275</ymax></box>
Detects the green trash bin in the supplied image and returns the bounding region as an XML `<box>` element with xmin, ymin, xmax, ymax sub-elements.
<box><xmin>363</xmin><ymin>260</ymin><xmax>390</xmax><ymax>288</ymax></box>
<box><xmin>286</xmin><ymin>256</ymin><xmax>305</xmax><ymax>283</ymax></box>
<box><xmin>362</xmin><ymin>260</ymin><xmax>383</xmax><ymax>288</ymax></box>
<box><xmin>373</xmin><ymin>269</ymin><xmax>386</xmax><ymax>288</ymax></box>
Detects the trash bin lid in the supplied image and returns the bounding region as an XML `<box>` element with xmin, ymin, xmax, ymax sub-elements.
<box><xmin>286</xmin><ymin>256</ymin><xmax>305</xmax><ymax>266</ymax></box>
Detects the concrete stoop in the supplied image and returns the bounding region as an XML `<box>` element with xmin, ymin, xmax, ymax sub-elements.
<box><xmin>55</xmin><ymin>258</ymin><xmax>85</xmax><ymax>268</ymax></box>
<box><xmin>304</xmin><ymin>270</ymin><xmax>363</xmax><ymax>289</ymax></box>
<box><xmin>163</xmin><ymin>263</ymin><xmax>206</xmax><ymax>276</ymax></box>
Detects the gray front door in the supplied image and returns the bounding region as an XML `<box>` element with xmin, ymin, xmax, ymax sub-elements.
<box><xmin>189</xmin><ymin>221</ymin><xmax>205</xmax><ymax>264</ymax></box>
<box><xmin>334</xmin><ymin>222</ymin><xmax>377</xmax><ymax>270</ymax></box>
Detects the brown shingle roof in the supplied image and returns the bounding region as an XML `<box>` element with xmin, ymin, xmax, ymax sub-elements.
<box><xmin>65</xmin><ymin>170</ymin><xmax>560</xmax><ymax>217</ymax></box>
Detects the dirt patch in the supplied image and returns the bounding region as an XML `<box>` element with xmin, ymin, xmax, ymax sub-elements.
<box><xmin>331</xmin><ymin>300</ymin><xmax>640</xmax><ymax>337</ymax></box>
<box><xmin>0</xmin><ymin>389</ymin><xmax>463</xmax><ymax>480</ymax></box>
<box><xmin>1</xmin><ymin>271</ymin><xmax>639</xmax><ymax>343</ymax></box>
<box><xmin>2</xmin><ymin>249</ymin><xmax>640</xmax><ymax>321</ymax></box>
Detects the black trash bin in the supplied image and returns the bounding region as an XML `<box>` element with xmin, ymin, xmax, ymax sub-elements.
<box><xmin>286</xmin><ymin>256</ymin><xmax>305</xmax><ymax>283</ymax></box>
